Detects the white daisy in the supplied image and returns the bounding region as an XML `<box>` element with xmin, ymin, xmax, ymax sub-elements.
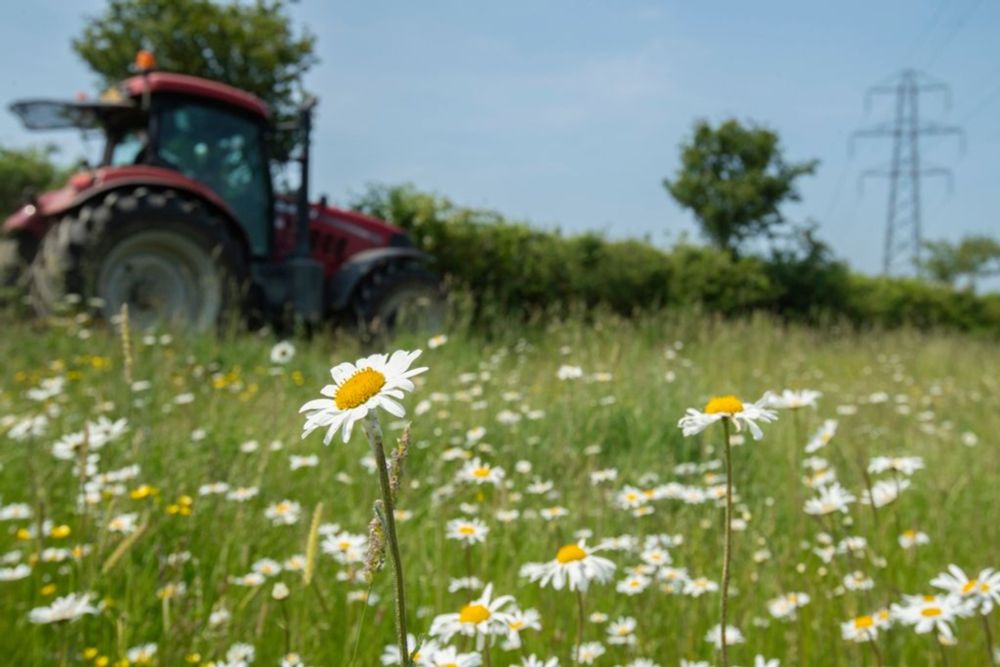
<box><xmin>841</xmin><ymin>613</ymin><xmax>881</xmax><ymax>642</ymax></box>
<box><xmin>861</xmin><ymin>479</ymin><xmax>910</xmax><ymax>507</ymax></box>
<box><xmin>678</xmin><ymin>395</ymin><xmax>777</xmax><ymax>440</ymax></box>
<box><xmin>428</xmin><ymin>583</ymin><xmax>514</xmax><ymax>646</ymax></box>
<box><xmin>28</xmin><ymin>592</ymin><xmax>100</xmax><ymax>623</ymax></box>
<box><xmin>607</xmin><ymin>616</ymin><xmax>637</xmax><ymax>645</ymax></box>
<box><xmin>576</xmin><ymin>641</ymin><xmax>605</xmax><ymax>664</ymax></box>
<box><xmin>0</xmin><ymin>564</ymin><xmax>31</xmax><ymax>581</ymax></box>
<box><xmin>503</xmin><ymin>607</ymin><xmax>542</xmax><ymax>648</ymax></box>
<box><xmin>931</xmin><ymin>565</ymin><xmax>1000</xmax><ymax>614</ymax></box>
<box><xmin>107</xmin><ymin>512</ymin><xmax>140</xmax><ymax>535</ymax></box>
<box><xmin>427</xmin><ymin>646</ymin><xmax>481</xmax><ymax>667</ymax></box>
<box><xmin>270</xmin><ymin>340</ymin><xmax>296</xmax><ymax>364</ymax></box>
<box><xmin>300</xmin><ymin>350</ymin><xmax>427</xmax><ymax>444</ymax></box>
<box><xmin>457</xmin><ymin>458</ymin><xmax>505</xmax><ymax>486</ymax></box>
<box><xmin>804</xmin><ymin>482</ymin><xmax>855</xmax><ymax>515</ymax></box>
<box><xmin>519</xmin><ymin>656</ymin><xmax>558</xmax><ymax>667</ymax></box>
<box><xmin>868</xmin><ymin>456</ymin><xmax>924</xmax><ymax>476</ymax></box>
<box><xmin>898</xmin><ymin>529</ymin><xmax>930</xmax><ymax>549</ymax></box>
<box><xmin>804</xmin><ymin>419</ymin><xmax>838</xmax><ymax>453</ymax></box>
<box><xmin>616</xmin><ymin>574</ymin><xmax>651</xmax><ymax>595</ymax></box>
<box><xmin>892</xmin><ymin>594</ymin><xmax>961</xmax><ymax>639</ymax></box>
<box><xmin>126</xmin><ymin>644</ymin><xmax>157</xmax><ymax>664</ymax></box>
<box><xmin>265</xmin><ymin>500</ymin><xmax>302</xmax><ymax>526</ymax></box>
<box><xmin>762</xmin><ymin>389</ymin><xmax>821</xmax><ymax>410</ymax></box>
<box><xmin>704</xmin><ymin>624</ymin><xmax>744</xmax><ymax>650</ymax></box>
<box><xmin>683</xmin><ymin>577</ymin><xmax>719</xmax><ymax>597</ymax></box>
<box><xmin>380</xmin><ymin>634</ymin><xmax>440</xmax><ymax>665</ymax></box>
<box><xmin>520</xmin><ymin>541</ymin><xmax>616</xmax><ymax>592</ymax></box>
<box><xmin>446</xmin><ymin>518</ymin><xmax>490</xmax><ymax>545</ymax></box>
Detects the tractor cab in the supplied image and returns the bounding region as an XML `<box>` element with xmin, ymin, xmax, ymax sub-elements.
<box><xmin>3</xmin><ymin>53</ymin><xmax>442</xmax><ymax>334</ymax></box>
<box><xmin>12</xmin><ymin>69</ymin><xmax>274</xmax><ymax>258</ymax></box>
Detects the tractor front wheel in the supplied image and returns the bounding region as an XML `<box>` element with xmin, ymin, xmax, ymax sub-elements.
<box><xmin>29</xmin><ymin>188</ymin><xmax>246</xmax><ymax>331</ymax></box>
<box><xmin>0</xmin><ymin>235</ymin><xmax>35</xmax><ymax>300</ymax></box>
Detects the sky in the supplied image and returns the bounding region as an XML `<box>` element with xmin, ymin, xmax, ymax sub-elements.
<box><xmin>1</xmin><ymin>1</ymin><xmax>998</xmax><ymax>278</ymax></box>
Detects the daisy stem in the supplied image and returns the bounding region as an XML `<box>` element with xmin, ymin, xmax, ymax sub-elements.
<box><xmin>868</xmin><ymin>638</ymin><xmax>884</xmax><ymax>667</ymax></box>
<box><xmin>57</xmin><ymin>623</ymin><xmax>69</xmax><ymax>667</ymax></box>
<box><xmin>982</xmin><ymin>614</ymin><xmax>995</xmax><ymax>664</ymax></box>
<box><xmin>280</xmin><ymin>599</ymin><xmax>291</xmax><ymax>655</ymax></box>
<box><xmin>309</xmin><ymin>579</ymin><xmax>330</xmax><ymax>618</ymax></box>
<box><xmin>347</xmin><ymin>581</ymin><xmax>374</xmax><ymax>667</ymax></box>
<box><xmin>574</xmin><ymin>589</ymin><xmax>585</xmax><ymax>667</ymax></box>
<box><xmin>364</xmin><ymin>414</ymin><xmax>411</xmax><ymax>667</ymax></box>
<box><xmin>937</xmin><ymin>639</ymin><xmax>949</xmax><ymax>666</ymax></box>
<box><xmin>791</xmin><ymin>409</ymin><xmax>803</xmax><ymax>536</ymax></box>
<box><xmin>720</xmin><ymin>418</ymin><xmax>734</xmax><ymax>667</ymax></box>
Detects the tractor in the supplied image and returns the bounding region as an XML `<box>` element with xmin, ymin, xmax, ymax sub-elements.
<box><xmin>0</xmin><ymin>53</ymin><xmax>443</xmax><ymax>335</ymax></box>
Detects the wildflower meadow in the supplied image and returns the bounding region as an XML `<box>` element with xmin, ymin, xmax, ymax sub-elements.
<box><xmin>1</xmin><ymin>311</ymin><xmax>998</xmax><ymax>667</ymax></box>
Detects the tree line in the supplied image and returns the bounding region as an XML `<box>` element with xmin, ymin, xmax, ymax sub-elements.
<box><xmin>2</xmin><ymin>0</ymin><xmax>997</xmax><ymax>295</ymax></box>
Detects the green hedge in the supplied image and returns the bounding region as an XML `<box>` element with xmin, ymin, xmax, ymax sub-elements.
<box><xmin>351</xmin><ymin>184</ymin><xmax>1000</xmax><ymax>334</ymax></box>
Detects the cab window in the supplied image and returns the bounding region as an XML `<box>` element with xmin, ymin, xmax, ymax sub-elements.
<box><xmin>154</xmin><ymin>98</ymin><xmax>270</xmax><ymax>256</ymax></box>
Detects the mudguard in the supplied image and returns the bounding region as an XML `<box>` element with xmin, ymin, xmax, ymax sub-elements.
<box><xmin>327</xmin><ymin>247</ymin><xmax>432</xmax><ymax>311</ymax></box>
<box><xmin>2</xmin><ymin>165</ymin><xmax>252</xmax><ymax>259</ymax></box>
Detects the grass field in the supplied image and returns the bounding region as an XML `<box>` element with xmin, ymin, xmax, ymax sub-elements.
<box><xmin>1</xmin><ymin>311</ymin><xmax>998</xmax><ymax>666</ymax></box>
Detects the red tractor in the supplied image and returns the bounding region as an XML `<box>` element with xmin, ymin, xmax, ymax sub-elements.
<box><xmin>0</xmin><ymin>56</ymin><xmax>442</xmax><ymax>334</ymax></box>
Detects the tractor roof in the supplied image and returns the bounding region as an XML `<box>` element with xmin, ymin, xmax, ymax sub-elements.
<box><xmin>122</xmin><ymin>72</ymin><xmax>270</xmax><ymax>120</ymax></box>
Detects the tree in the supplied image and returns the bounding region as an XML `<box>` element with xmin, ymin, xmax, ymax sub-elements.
<box><xmin>664</xmin><ymin>119</ymin><xmax>818</xmax><ymax>255</ymax></box>
<box><xmin>922</xmin><ymin>236</ymin><xmax>1000</xmax><ymax>291</ymax></box>
<box><xmin>72</xmin><ymin>0</ymin><xmax>317</xmax><ymax>153</ymax></box>
<box><xmin>0</xmin><ymin>145</ymin><xmax>73</xmax><ymax>215</ymax></box>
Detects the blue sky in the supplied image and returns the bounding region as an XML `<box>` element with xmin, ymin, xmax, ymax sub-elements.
<box><xmin>1</xmin><ymin>1</ymin><xmax>997</xmax><ymax>276</ymax></box>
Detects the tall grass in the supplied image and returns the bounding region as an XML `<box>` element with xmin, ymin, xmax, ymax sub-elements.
<box><xmin>0</xmin><ymin>310</ymin><xmax>997</xmax><ymax>665</ymax></box>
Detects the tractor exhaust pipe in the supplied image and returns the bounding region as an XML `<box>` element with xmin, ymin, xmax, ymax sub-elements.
<box><xmin>294</xmin><ymin>95</ymin><xmax>318</xmax><ymax>258</ymax></box>
<box><xmin>281</xmin><ymin>94</ymin><xmax>324</xmax><ymax>324</ymax></box>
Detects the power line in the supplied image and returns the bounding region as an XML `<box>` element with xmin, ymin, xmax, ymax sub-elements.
<box><xmin>923</xmin><ymin>0</ymin><xmax>987</xmax><ymax>69</ymax></box>
<box><xmin>902</xmin><ymin>1</ymin><xmax>953</xmax><ymax>66</ymax></box>
<box><xmin>852</xmin><ymin>70</ymin><xmax>963</xmax><ymax>275</ymax></box>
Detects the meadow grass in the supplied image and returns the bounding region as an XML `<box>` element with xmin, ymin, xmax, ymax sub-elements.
<box><xmin>1</xmin><ymin>311</ymin><xmax>998</xmax><ymax>666</ymax></box>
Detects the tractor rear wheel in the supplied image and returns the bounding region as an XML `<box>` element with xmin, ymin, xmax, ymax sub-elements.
<box><xmin>352</xmin><ymin>263</ymin><xmax>446</xmax><ymax>339</ymax></box>
<box><xmin>29</xmin><ymin>188</ymin><xmax>246</xmax><ymax>331</ymax></box>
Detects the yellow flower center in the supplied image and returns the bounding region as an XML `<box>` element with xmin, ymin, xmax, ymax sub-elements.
<box><xmin>459</xmin><ymin>604</ymin><xmax>491</xmax><ymax>624</ymax></box>
<box><xmin>854</xmin><ymin>615</ymin><xmax>875</xmax><ymax>629</ymax></box>
<box><xmin>556</xmin><ymin>544</ymin><xmax>587</xmax><ymax>564</ymax></box>
<box><xmin>704</xmin><ymin>395</ymin><xmax>744</xmax><ymax>415</ymax></box>
<box><xmin>509</xmin><ymin>620</ymin><xmax>525</xmax><ymax>630</ymax></box>
<box><xmin>921</xmin><ymin>606</ymin><xmax>942</xmax><ymax>618</ymax></box>
<box><xmin>472</xmin><ymin>467</ymin><xmax>491</xmax><ymax>478</ymax></box>
<box><xmin>961</xmin><ymin>580</ymin><xmax>978</xmax><ymax>595</ymax></box>
<box><xmin>458</xmin><ymin>526</ymin><xmax>476</xmax><ymax>536</ymax></box>
<box><xmin>334</xmin><ymin>368</ymin><xmax>386</xmax><ymax>410</ymax></box>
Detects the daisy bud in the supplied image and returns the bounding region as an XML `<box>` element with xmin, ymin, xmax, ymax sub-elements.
<box><xmin>271</xmin><ymin>583</ymin><xmax>289</xmax><ymax>601</ymax></box>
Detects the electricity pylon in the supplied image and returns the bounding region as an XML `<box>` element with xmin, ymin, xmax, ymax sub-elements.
<box><xmin>852</xmin><ymin>69</ymin><xmax>963</xmax><ymax>275</ymax></box>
